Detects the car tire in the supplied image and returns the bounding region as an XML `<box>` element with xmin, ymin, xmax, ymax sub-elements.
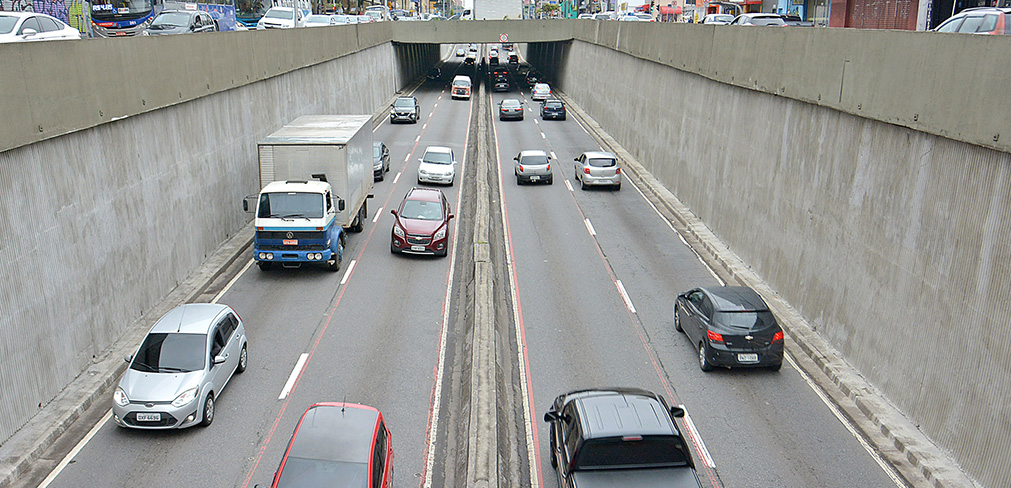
<box><xmin>615</xmin><ymin>182</ymin><xmax>621</xmax><ymax>191</ymax></box>
<box><xmin>699</xmin><ymin>342</ymin><xmax>714</xmax><ymax>372</ymax></box>
<box><xmin>391</xmin><ymin>242</ymin><xmax>399</xmax><ymax>254</ymax></box>
<box><xmin>516</xmin><ymin>174</ymin><xmax>522</xmax><ymax>185</ymax></box>
<box><xmin>352</xmin><ymin>203</ymin><xmax>366</xmax><ymax>232</ymax></box>
<box><xmin>547</xmin><ymin>175</ymin><xmax>553</xmax><ymax>185</ymax></box>
<box><xmin>200</xmin><ymin>393</ymin><xmax>214</xmax><ymax>427</ymax></box>
<box><xmin>769</xmin><ymin>361</ymin><xmax>783</xmax><ymax>372</ymax></box>
<box><xmin>436</xmin><ymin>248</ymin><xmax>448</xmax><ymax>258</ymax></box>
<box><xmin>377</xmin><ymin>172</ymin><xmax>384</xmax><ymax>182</ymax></box>
<box><xmin>236</xmin><ymin>345</ymin><xmax>247</xmax><ymax>373</ymax></box>
<box><xmin>549</xmin><ymin>433</ymin><xmax>558</xmax><ymax>468</ymax></box>
<box><xmin>580</xmin><ymin>177</ymin><xmax>587</xmax><ymax>191</ymax></box>
<box><xmin>257</xmin><ymin>261</ymin><xmax>272</xmax><ymax>271</ymax></box>
<box><xmin>674</xmin><ymin>303</ymin><xmax>683</xmax><ymax>332</ymax></box>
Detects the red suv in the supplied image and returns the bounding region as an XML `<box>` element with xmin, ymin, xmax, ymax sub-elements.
<box><xmin>390</xmin><ymin>187</ymin><xmax>454</xmax><ymax>257</ymax></box>
<box><xmin>267</xmin><ymin>402</ymin><xmax>393</xmax><ymax>488</ymax></box>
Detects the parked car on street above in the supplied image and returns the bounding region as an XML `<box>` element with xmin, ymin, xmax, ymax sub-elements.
<box><xmin>113</xmin><ymin>303</ymin><xmax>247</xmax><ymax>429</ymax></box>
<box><xmin>730</xmin><ymin>13</ymin><xmax>787</xmax><ymax>25</ymax></box>
<box><xmin>143</xmin><ymin>10</ymin><xmax>217</xmax><ymax>35</ymax></box>
<box><xmin>390</xmin><ymin>187</ymin><xmax>455</xmax><ymax>256</ymax></box>
<box><xmin>456</xmin><ymin>47</ymin><xmax>466</xmax><ymax>56</ymax></box>
<box><xmin>540</xmin><ymin>99</ymin><xmax>566</xmax><ymax>120</ymax></box>
<box><xmin>266</xmin><ymin>403</ymin><xmax>393</xmax><ymax>488</ymax></box>
<box><xmin>304</xmin><ymin>14</ymin><xmax>336</xmax><ymax>26</ymax></box>
<box><xmin>514</xmin><ymin>150</ymin><xmax>553</xmax><ymax>185</ymax></box>
<box><xmin>701</xmin><ymin>13</ymin><xmax>735</xmax><ymax>24</ymax></box>
<box><xmin>544</xmin><ymin>388</ymin><xmax>703</xmax><ymax>488</ymax></box>
<box><xmin>573</xmin><ymin>151</ymin><xmax>621</xmax><ymax>190</ymax></box>
<box><xmin>417</xmin><ymin>146</ymin><xmax>457</xmax><ymax>185</ymax></box>
<box><xmin>499</xmin><ymin>99</ymin><xmax>524</xmax><ymax>120</ymax></box>
<box><xmin>257</xmin><ymin>7</ymin><xmax>305</xmax><ymax>28</ymax></box>
<box><xmin>0</xmin><ymin>12</ymin><xmax>81</xmax><ymax>43</ymax></box>
<box><xmin>674</xmin><ymin>286</ymin><xmax>784</xmax><ymax>371</ymax></box>
<box><xmin>934</xmin><ymin>7</ymin><xmax>1011</xmax><ymax>34</ymax></box>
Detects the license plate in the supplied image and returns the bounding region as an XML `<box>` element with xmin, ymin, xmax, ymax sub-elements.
<box><xmin>283</xmin><ymin>239</ymin><xmax>298</xmax><ymax>246</ymax></box>
<box><xmin>737</xmin><ymin>353</ymin><xmax>759</xmax><ymax>363</ymax></box>
<box><xmin>411</xmin><ymin>245</ymin><xmax>425</xmax><ymax>252</ymax></box>
<box><xmin>136</xmin><ymin>412</ymin><xmax>161</xmax><ymax>422</ymax></box>
<box><xmin>529</xmin><ymin>176</ymin><xmax>540</xmax><ymax>181</ymax></box>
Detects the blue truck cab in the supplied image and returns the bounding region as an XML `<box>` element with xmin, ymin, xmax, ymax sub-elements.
<box><xmin>250</xmin><ymin>180</ymin><xmax>344</xmax><ymax>271</ymax></box>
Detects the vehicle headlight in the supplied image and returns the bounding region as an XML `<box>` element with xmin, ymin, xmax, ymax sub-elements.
<box><xmin>393</xmin><ymin>225</ymin><xmax>405</xmax><ymax>237</ymax></box>
<box><xmin>114</xmin><ymin>387</ymin><xmax>129</xmax><ymax>407</ymax></box>
<box><xmin>434</xmin><ymin>227</ymin><xmax>446</xmax><ymax>240</ymax></box>
<box><xmin>141</xmin><ymin>30</ymin><xmax>149</xmax><ymax>36</ymax></box>
<box><xmin>419</xmin><ymin>169</ymin><xmax>428</xmax><ymax>175</ymax></box>
<box><xmin>172</xmin><ymin>387</ymin><xmax>199</xmax><ymax>407</ymax></box>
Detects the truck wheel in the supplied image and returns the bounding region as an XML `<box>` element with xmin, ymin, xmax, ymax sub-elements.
<box><xmin>352</xmin><ymin>203</ymin><xmax>366</xmax><ymax>232</ymax></box>
<box><xmin>257</xmin><ymin>262</ymin><xmax>272</xmax><ymax>271</ymax></box>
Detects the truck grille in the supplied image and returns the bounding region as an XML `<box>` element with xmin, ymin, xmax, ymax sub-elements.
<box><xmin>258</xmin><ymin>231</ymin><xmax>325</xmax><ymax>240</ymax></box>
<box><xmin>260</xmin><ymin>244</ymin><xmax>327</xmax><ymax>251</ymax></box>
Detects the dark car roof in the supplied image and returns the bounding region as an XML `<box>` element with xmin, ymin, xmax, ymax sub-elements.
<box><xmin>286</xmin><ymin>403</ymin><xmax>379</xmax><ymax>464</ymax></box>
<box><xmin>565</xmin><ymin>388</ymin><xmax>676</xmax><ymax>439</ymax></box>
<box><xmin>702</xmin><ymin>286</ymin><xmax>768</xmax><ymax>312</ymax></box>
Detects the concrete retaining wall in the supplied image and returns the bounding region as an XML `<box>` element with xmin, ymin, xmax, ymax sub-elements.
<box><xmin>0</xmin><ymin>32</ymin><xmax>438</xmax><ymax>445</ymax></box>
<box><xmin>528</xmin><ymin>39</ymin><xmax>1009</xmax><ymax>487</ymax></box>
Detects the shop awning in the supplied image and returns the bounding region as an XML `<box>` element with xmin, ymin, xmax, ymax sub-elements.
<box><xmin>659</xmin><ymin>5</ymin><xmax>677</xmax><ymax>14</ymax></box>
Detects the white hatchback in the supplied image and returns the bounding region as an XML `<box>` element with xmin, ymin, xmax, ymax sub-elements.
<box><xmin>0</xmin><ymin>12</ymin><xmax>81</xmax><ymax>43</ymax></box>
<box><xmin>531</xmin><ymin>83</ymin><xmax>551</xmax><ymax>101</ymax></box>
<box><xmin>418</xmin><ymin>146</ymin><xmax>457</xmax><ymax>186</ymax></box>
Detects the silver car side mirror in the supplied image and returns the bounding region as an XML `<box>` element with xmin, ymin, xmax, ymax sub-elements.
<box><xmin>213</xmin><ymin>355</ymin><xmax>227</xmax><ymax>365</ymax></box>
<box><xmin>124</xmin><ymin>355</ymin><xmax>133</xmax><ymax>363</ymax></box>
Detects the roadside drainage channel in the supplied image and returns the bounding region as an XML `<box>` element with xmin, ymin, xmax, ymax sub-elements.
<box><xmin>552</xmin><ymin>89</ymin><xmax>979</xmax><ymax>488</ymax></box>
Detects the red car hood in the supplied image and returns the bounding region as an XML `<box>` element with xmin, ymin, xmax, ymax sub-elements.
<box><xmin>399</xmin><ymin>217</ymin><xmax>443</xmax><ymax>235</ymax></box>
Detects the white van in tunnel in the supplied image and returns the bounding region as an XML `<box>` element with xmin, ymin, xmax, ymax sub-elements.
<box><xmin>451</xmin><ymin>75</ymin><xmax>472</xmax><ymax>100</ymax></box>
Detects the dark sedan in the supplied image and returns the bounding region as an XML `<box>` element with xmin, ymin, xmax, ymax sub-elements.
<box><xmin>540</xmin><ymin>99</ymin><xmax>566</xmax><ymax>120</ymax></box>
<box><xmin>373</xmin><ymin>141</ymin><xmax>390</xmax><ymax>181</ymax></box>
<box><xmin>143</xmin><ymin>10</ymin><xmax>216</xmax><ymax>35</ymax></box>
<box><xmin>498</xmin><ymin>99</ymin><xmax>524</xmax><ymax>120</ymax></box>
<box><xmin>674</xmin><ymin>286</ymin><xmax>784</xmax><ymax>371</ymax></box>
<box><xmin>493</xmin><ymin>76</ymin><xmax>510</xmax><ymax>92</ymax></box>
<box><xmin>390</xmin><ymin>96</ymin><xmax>419</xmax><ymax>124</ymax></box>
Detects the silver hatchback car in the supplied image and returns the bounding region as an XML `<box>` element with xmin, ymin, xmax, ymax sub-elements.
<box><xmin>514</xmin><ymin>150</ymin><xmax>553</xmax><ymax>185</ymax></box>
<box><xmin>113</xmin><ymin>303</ymin><xmax>247</xmax><ymax>429</ymax></box>
<box><xmin>573</xmin><ymin>151</ymin><xmax>621</xmax><ymax>190</ymax></box>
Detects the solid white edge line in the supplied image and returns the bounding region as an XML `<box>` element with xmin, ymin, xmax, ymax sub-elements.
<box><xmin>784</xmin><ymin>354</ymin><xmax>906</xmax><ymax>487</ymax></box>
<box><xmin>565</xmin><ymin>180</ymin><xmax>573</xmax><ymax>192</ymax></box>
<box><xmin>372</xmin><ymin>207</ymin><xmax>384</xmax><ymax>224</ymax></box>
<box><xmin>679</xmin><ymin>406</ymin><xmax>716</xmax><ymax>469</ymax></box>
<box><xmin>393</xmin><ymin>172</ymin><xmax>401</xmax><ymax>184</ymax></box>
<box><xmin>38</xmin><ymin>409</ymin><xmax>113</xmax><ymax>488</ymax></box>
<box><xmin>584</xmin><ymin>218</ymin><xmax>596</xmax><ymax>236</ymax></box>
<box><xmin>339</xmin><ymin>260</ymin><xmax>357</xmax><ymax>285</ymax></box>
<box><xmin>533</xmin><ymin>119</ymin><xmax>539</xmax><ymax>125</ymax></box>
<box><xmin>574</xmin><ymin>117</ymin><xmax>589</xmax><ymax>134</ymax></box>
<box><xmin>212</xmin><ymin>259</ymin><xmax>254</xmax><ymax>304</ymax></box>
<box><xmin>615</xmin><ymin>280</ymin><xmax>637</xmax><ymax>314</ymax></box>
<box><xmin>278</xmin><ymin>353</ymin><xmax>309</xmax><ymax>400</ymax></box>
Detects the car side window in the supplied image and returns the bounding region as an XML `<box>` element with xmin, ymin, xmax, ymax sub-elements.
<box><xmin>210</xmin><ymin>326</ymin><xmax>226</xmax><ymax>358</ymax></box>
<box><xmin>700</xmin><ymin>296</ymin><xmax>714</xmax><ymax>319</ymax></box>
<box><xmin>935</xmin><ymin>17</ymin><xmax>962</xmax><ymax>32</ymax></box>
<box><xmin>19</xmin><ymin>17</ymin><xmax>41</xmax><ymax>34</ymax></box>
<box><xmin>372</xmin><ymin>426</ymin><xmax>386</xmax><ymax>488</ymax></box>
<box><xmin>326</xmin><ymin>190</ymin><xmax>333</xmax><ymax>212</ymax></box>
<box><xmin>561</xmin><ymin>402</ymin><xmax>579</xmax><ymax>453</ymax></box>
<box><xmin>222</xmin><ymin>314</ymin><xmax>238</xmax><ymax>338</ymax></box>
<box><xmin>688</xmin><ymin>291</ymin><xmax>703</xmax><ymax>307</ymax></box>
<box><xmin>38</xmin><ymin>16</ymin><xmax>60</xmax><ymax>32</ymax></box>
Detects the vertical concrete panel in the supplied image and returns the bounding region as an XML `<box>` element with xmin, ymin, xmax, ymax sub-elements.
<box><xmin>553</xmin><ymin>39</ymin><xmax>1011</xmax><ymax>487</ymax></box>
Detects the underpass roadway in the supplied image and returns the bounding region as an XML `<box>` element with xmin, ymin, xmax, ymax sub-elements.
<box><xmin>18</xmin><ymin>44</ymin><xmax>917</xmax><ymax>488</ymax></box>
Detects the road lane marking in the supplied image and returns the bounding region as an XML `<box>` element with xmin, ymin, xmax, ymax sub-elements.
<box><xmin>550</xmin><ymin>151</ymin><xmax>557</xmax><ymax>160</ymax></box>
<box><xmin>540</xmin><ymin>132</ymin><xmax>546</xmax><ymax>139</ymax></box>
<box><xmin>584</xmin><ymin>218</ymin><xmax>596</xmax><ymax>236</ymax></box>
<box><xmin>784</xmin><ymin>354</ymin><xmax>906</xmax><ymax>487</ymax></box>
<box><xmin>616</xmin><ymin>280</ymin><xmax>637</xmax><ymax>314</ymax></box>
<box><xmin>574</xmin><ymin>117</ymin><xmax>590</xmax><ymax>134</ymax></box>
<box><xmin>212</xmin><ymin>259</ymin><xmax>254</xmax><ymax>303</ymax></box>
<box><xmin>423</xmin><ymin>123</ymin><xmax>428</xmax><ymax>130</ymax></box>
<box><xmin>339</xmin><ymin>260</ymin><xmax>356</xmax><ymax>285</ymax></box>
<box><xmin>393</xmin><ymin>172</ymin><xmax>401</xmax><ymax>184</ymax></box>
<box><xmin>533</xmin><ymin>119</ymin><xmax>539</xmax><ymax>125</ymax></box>
<box><xmin>405</xmin><ymin>154</ymin><xmax>411</xmax><ymax>162</ymax></box>
<box><xmin>565</xmin><ymin>180</ymin><xmax>573</xmax><ymax>192</ymax></box>
<box><xmin>680</xmin><ymin>406</ymin><xmax>716</xmax><ymax>469</ymax></box>
<box><xmin>278</xmin><ymin>353</ymin><xmax>309</xmax><ymax>400</ymax></box>
<box><xmin>415</xmin><ymin>135</ymin><xmax>421</xmax><ymax>143</ymax></box>
<box><xmin>372</xmin><ymin>207</ymin><xmax>383</xmax><ymax>223</ymax></box>
<box><xmin>38</xmin><ymin>409</ymin><xmax>112</xmax><ymax>488</ymax></box>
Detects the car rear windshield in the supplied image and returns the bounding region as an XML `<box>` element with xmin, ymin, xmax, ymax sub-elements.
<box><xmin>544</xmin><ymin>101</ymin><xmax>563</xmax><ymax>108</ymax></box>
<box><xmin>275</xmin><ymin>458</ymin><xmax>367</xmax><ymax>488</ymax></box>
<box><xmin>394</xmin><ymin>98</ymin><xmax>415</xmax><ymax>108</ymax></box>
<box><xmin>576</xmin><ymin>436</ymin><xmax>689</xmax><ymax>469</ymax></box>
<box><xmin>400</xmin><ymin>200</ymin><xmax>443</xmax><ymax>220</ymax></box>
<box><xmin>521</xmin><ymin>155</ymin><xmax>549</xmax><ymax>165</ymax></box>
<box><xmin>716</xmin><ymin>310</ymin><xmax>776</xmax><ymax>330</ymax></box>
<box><xmin>0</xmin><ymin>16</ymin><xmax>17</xmax><ymax>34</ymax></box>
<box><xmin>588</xmin><ymin>158</ymin><xmax>616</xmax><ymax>167</ymax></box>
<box><xmin>264</xmin><ymin>8</ymin><xmax>294</xmax><ymax>19</ymax></box>
<box><xmin>752</xmin><ymin>17</ymin><xmax>786</xmax><ymax>25</ymax></box>
<box><xmin>258</xmin><ymin>192</ymin><xmax>324</xmax><ymax>219</ymax></box>
<box><xmin>502</xmin><ymin>100</ymin><xmax>521</xmax><ymax>108</ymax></box>
<box><xmin>131</xmin><ymin>333</ymin><xmax>206</xmax><ymax>373</ymax></box>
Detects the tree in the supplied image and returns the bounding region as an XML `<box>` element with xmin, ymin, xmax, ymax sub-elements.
<box><xmin>540</xmin><ymin>3</ymin><xmax>560</xmax><ymax>17</ymax></box>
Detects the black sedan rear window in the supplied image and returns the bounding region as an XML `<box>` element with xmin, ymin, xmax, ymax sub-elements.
<box><xmin>576</xmin><ymin>436</ymin><xmax>688</xmax><ymax>469</ymax></box>
<box><xmin>588</xmin><ymin>158</ymin><xmax>615</xmax><ymax>167</ymax></box>
<box><xmin>716</xmin><ymin>310</ymin><xmax>776</xmax><ymax>329</ymax></box>
<box><xmin>544</xmin><ymin>101</ymin><xmax>563</xmax><ymax>108</ymax></box>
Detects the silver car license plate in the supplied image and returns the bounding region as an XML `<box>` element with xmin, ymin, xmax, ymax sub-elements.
<box><xmin>411</xmin><ymin>245</ymin><xmax>425</xmax><ymax>252</ymax></box>
<box><xmin>529</xmin><ymin>176</ymin><xmax>540</xmax><ymax>181</ymax></box>
<box><xmin>136</xmin><ymin>412</ymin><xmax>161</xmax><ymax>422</ymax></box>
<box><xmin>737</xmin><ymin>353</ymin><xmax>759</xmax><ymax>363</ymax></box>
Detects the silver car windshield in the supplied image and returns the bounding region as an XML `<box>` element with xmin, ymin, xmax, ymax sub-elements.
<box><xmin>264</xmin><ymin>9</ymin><xmax>294</xmax><ymax>19</ymax></box>
<box><xmin>151</xmin><ymin>12</ymin><xmax>191</xmax><ymax>27</ymax></box>
<box><xmin>258</xmin><ymin>192</ymin><xmax>324</xmax><ymax>219</ymax></box>
<box><xmin>400</xmin><ymin>200</ymin><xmax>443</xmax><ymax>220</ymax></box>
<box><xmin>131</xmin><ymin>333</ymin><xmax>206</xmax><ymax>373</ymax></box>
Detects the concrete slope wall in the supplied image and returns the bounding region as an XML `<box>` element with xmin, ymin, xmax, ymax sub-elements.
<box><xmin>0</xmin><ymin>35</ymin><xmax>438</xmax><ymax>445</ymax></box>
<box><xmin>528</xmin><ymin>39</ymin><xmax>1009</xmax><ymax>487</ymax></box>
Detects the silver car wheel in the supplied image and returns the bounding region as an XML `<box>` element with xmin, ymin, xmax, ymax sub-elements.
<box><xmin>237</xmin><ymin>345</ymin><xmax>248</xmax><ymax>373</ymax></box>
<box><xmin>201</xmin><ymin>394</ymin><xmax>214</xmax><ymax>427</ymax></box>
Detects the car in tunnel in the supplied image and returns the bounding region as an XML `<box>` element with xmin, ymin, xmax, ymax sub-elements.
<box><xmin>531</xmin><ymin>83</ymin><xmax>552</xmax><ymax>101</ymax></box>
<box><xmin>451</xmin><ymin>75</ymin><xmax>472</xmax><ymax>100</ymax></box>
<box><xmin>540</xmin><ymin>99</ymin><xmax>566</xmax><ymax>120</ymax></box>
<box><xmin>456</xmin><ymin>47</ymin><xmax>466</xmax><ymax>56</ymax></box>
<box><xmin>674</xmin><ymin>286</ymin><xmax>784</xmax><ymax>371</ymax></box>
<box><xmin>390</xmin><ymin>96</ymin><xmax>420</xmax><ymax>123</ymax></box>
<box><xmin>573</xmin><ymin>151</ymin><xmax>621</xmax><ymax>190</ymax></box>
<box><xmin>373</xmin><ymin>141</ymin><xmax>390</xmax><ymax>180</ymax></box>
<box><xmin>390</xmin><ymin>187</ymin><xmax>454</xmax><ymax>256</ymax></box>
<box><xmin>493</xmin><ymin>76</ymin><xmax>511</xmax><ymax>92</ymax></box>
<box><xmin>417</xmin><ymin>146</ymin><xmax>457</xmax><ymax>185</ymax></box>
<box><xmin>112</xmin><ymin>304</ymin><xmax>247</xmax><ymax>429</ymax></box>
<box><xmin>514</xmin><ymin>150</ymin><xmax>553</xmax><ymax>185</ymax></box>
<box><xmin>265</xmin><ymin>402</ymin><xmax>393</xmax><ymax>488</ymax></box>
<box><xmin>499</xmin><ymin>99</ymin><xmax>524</xmax><ymax>120</ymax></box>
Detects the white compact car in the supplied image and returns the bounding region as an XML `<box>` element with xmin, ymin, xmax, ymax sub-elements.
<box><xmin>418</xmin><ymin>146</ymin><xmax>457</xmax><ymax>186</ymax></box>
<box><xmin>531</xmin><ymin>83</ymin><xmax>552</xmax><ymax>101</ymax></box>
<box><xmin>0</xmin><ymin>12</ymin><xmax>81</xmax><ymax>43</ymax></box>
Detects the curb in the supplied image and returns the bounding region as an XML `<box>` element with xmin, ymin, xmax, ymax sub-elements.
<box><xmin>554</xmin><ymin>91</ymin><xmax>979</xmax><ymax>488</ymax></box>
<box><xmin>0</xmin><ymin>225</ymin><xmax>253</xmax><ymax>488</ymax></box>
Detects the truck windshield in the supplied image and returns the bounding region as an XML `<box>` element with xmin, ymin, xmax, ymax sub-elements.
<box><xmin>576</xmin><ymin>436</ymin><xmax>689</xmax><ymax>470</ymax></box>
<box><xmin>258</xmin><ymin>192</ymin><xmax>324</xmax><ymax>219</ymax></box>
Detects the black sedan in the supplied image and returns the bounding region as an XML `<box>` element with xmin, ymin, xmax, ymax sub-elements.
<box><xmin>540</xmin><ymin>99</ymin><xmax>566</xmax><ymax>120</ymax></box>
<box><xmin>142</xmin><ymin>10</ymin><xmax>217</xmax><ymax>35</ymax></box>
<box><xmin>498</xmin><ymin>99</ymin><xmax>524</xmax><ymax>120</ymax></box>
<box><xmin>674</xmin><ymin>286</ymin><xmax>784</xmax><ymax>371</ymax></box>
<box><xmin>493</xmin><ymin>76</ymin><xmax>510</xmax><ymax>92</ymax></box>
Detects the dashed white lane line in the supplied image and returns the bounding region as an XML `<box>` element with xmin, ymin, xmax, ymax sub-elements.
<box><xmin>423</xmin><ymin>123</ymin><xmax>428</xmax><ymax>130</ymax></box>
<box><xmin>550</xmin><ymin>151</ymin><xmax>557</xmax><ymax>160</ymax></box>
<box><xmin>540</xmin><ymin>132</ymin><xmax>546</xmax><ymax>139</ymax></box>
<box><xmin>393</xmin><ymin>172</ymin><xmax>402</xmax><ymax>184</ymax></box>
<box><xmin>616</xmin><ymin>280</ymin><xmax>637</xmax><ymax>314</ymax></box>
<box><xmin>680</xmin><ymin>406</ymin><xmax>716</xmax><ymax>469</ymax></box>
<box><xmin>533</xmin><ymin>119</ymin><xmax>539</xmax><ymax>125</ymax></box>
<box><xmin>405</xmin><ymin>154</ymin><xmax>411</xmax><ymax>162</ymax></box>
<box><xmin>565</xmin><ymin>180</ymin><xmax>573</xmax><ymax>192</ymax></box>
<box><xmin>340</xmin><ymin>260</ymin><xmax>357</xmax><ymax>285</ymax></box>
<box><xmin>415</xmin><ymin>135</ymin><xmax>421</xmax><ymax>143</ymax></box>
<box><xmin>584</xmin><ymin>218</ymin><xmax>596</xmax><ymax>236</ymax></box>
<box><xmin>372</xmin><ymin>208</ymin><xmax>384</xmax><ymax>224</ymax></box>
<box><xmin>278</xmin><ymin>353</ymin><xmax>309</xmax><ymax>400</ymax></box>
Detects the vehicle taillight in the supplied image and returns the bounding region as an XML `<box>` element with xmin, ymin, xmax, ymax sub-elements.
<box><xmin>546</xmin><ymin>164</ymin><xmax>550</xmax><ymax>171</ymax></box>
<box><xmin>707</xmin><ymin>330</ymin><xmax>724</xmax><ymax>344</ymax></box>
<box><xmin>518</xmin><ymin>165</ymin><xmax>524</xmax><ymax>172</ymax></box>
<box><xmin>772</xmin><ymin>331</ymin><xmax>784</xmax><ymax>343</ymax></box>
<box><xmin>615</xmin><ymin>167</ymin><xmax>621</xmax><ymax>174</ymax></box>
<box><xmin>584</xmin><ymin>167</ymin><xmax>591</xmax><ymax>174</ymax></box>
